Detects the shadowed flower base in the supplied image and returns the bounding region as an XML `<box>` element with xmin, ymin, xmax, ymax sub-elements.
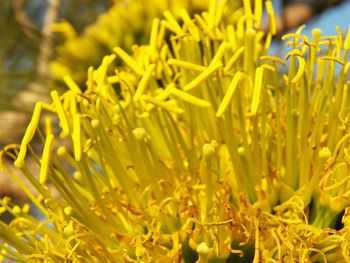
<box><xmin>1</xmin><ymin>0</ymin><xmax>350</xmax><ymax>262</ymax></box>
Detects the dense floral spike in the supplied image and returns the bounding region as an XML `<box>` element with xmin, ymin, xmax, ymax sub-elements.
<box><xmin>1</xmin><ymin>0</ymin><xmax>350</xmax><ymax>262</ymax></box>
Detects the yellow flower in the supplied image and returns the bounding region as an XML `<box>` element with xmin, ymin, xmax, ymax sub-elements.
<box><xmin>1</xmin><ymin>0</ymin><xmax>350</xmax><ymax>262</ymax></box>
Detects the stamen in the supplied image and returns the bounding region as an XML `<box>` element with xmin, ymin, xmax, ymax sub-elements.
<box><xmin>251</xmin><ymin>67</ymin><xmax>264</xmax><ymax>115</ymax></box>
<box><xmin>73</xmin><ymin>114</ymin><xmax>82</xmax><ymax>162</ymax></box>
<box><xmin>167</xmin><ymin>59</ymin><xmax>206</xmax><ymax>72</ymax></box>
<box><xmin>265</xmin><ymin>0</ymin><xmax>276</xmax><ymax>35</ymax></box>
<box><xmin>184</xmin><ymin>62</ymin><xmax>222</xmax><ymax>91</ymax></box>
<box><xmin>113</xmin><ymin>47</ymin><xmax>144</xmax><ymax>75</ymax></box>
<box><xmin>179</xmin><ymin>9</ymin><xmax>200</xmax><ymax>40</ymax></box>
<box><xmin>169</xmin><ymin>86</ymin><xmax>211</xmax><ymax>107</ymax></box>
<box><xmin>254</xmin><ymin>0</ymin><xmax>262</xmax><ymax>28</ymax></box>
<box><xmin>87</xmin><ymin>66</ymin><xmax>94</xmax><ymax>91</ymax></box>
<box><xmin>149</xmin><ymin>18</ymin><xmax>160</xmax><ymax>52</ymax></box>
<box><xmin>39</xmin><ymin>134</ymin><xmax>54</xmax><ymax>184</ymax></box>
<box><xmin>141</xmin><ymin>95</ymin><xmax>184</xmax><ymax>114</ymax></box>
<box><xmin>224</xmin><ymin>47</ymin><xmax>245</xmax><ymax>72</ymax></box>
<box><xmin>51</xmin><ymin>90</ymin><xmax>70</xmax><ymax>137</ymax></box>
<box><xmin>45</xmin><ymin>117</ymin><xmax>52</xmax><ymax>136</ymax></box>
<box><xmin>344</xmin><ymin>26</ymin><xmax>350</xmax><ymax>49</ymax></box>
<box><xmin>14</xmin><ymin>102</ymin><xmax>43</xmax><ymax>167</ymax></box>
<box><xmin>163</xmin><ymin>10</ymin><xmax>183</xmax><ymax>36</ymax></box>
<box><xmin>63</xmin><ymin>75</ymin><xmax>81</xmax><ymax>94</ymax></box>
<box><xmin>226</xmin><ymin>25</ymin><xmax>237</xmax><ymax>51</ymax></box>
<box><xmin>210</xmin><ymin>42</ymin><xmax>228</xmax><ymax>66</ymax></box>
<box><xmin>261</xmin><ymin>64</ymin><xmax>276</xmax><ymax>72</ymax></box>
<box><xmin>284</xmin><ymin>49</ymin><xmax>303</xmax><ymax>60</ymax></box>
<box><xmin>319</xmin><ymin>56</ymin><xmax>345</xmax><ymax>65</ymax></box>
<box><xmin>133</xmin><ymin>64</ymin><xmax>156</xmax><ymax>102</ymax></box>
<box><xmin>216</xmin><ymin>71</ymin><xmax>244</xmax><ymax>117</ymax></box>
<box><xmin>243</xmin><ymin>0</ymin><xmax>253</xmax><ymax>29</ymax></box>
<box><xmin>292</xmin><ymin>56</ymin><xmax>306</xmax><ymax>83</ymax></box>
<box><xmin>260</xmin><ymin>55</ymin><xmax>286</xmax><ymax>66</ymax></box>
<box><xmin>281</xmin><ymin>33</ymin><xmax>305</xmax><ymax>42</ymax></box>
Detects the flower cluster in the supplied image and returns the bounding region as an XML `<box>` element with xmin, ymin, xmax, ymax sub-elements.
<box><xmin>1</xmin><ymin>0</ymin><xmax>350</xmax><ymax>262</ymax></box>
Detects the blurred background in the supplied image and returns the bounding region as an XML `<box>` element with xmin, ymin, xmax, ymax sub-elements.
<box><xmin>0</xmin><ymin>0</ymin><xmax>349</xmax><ymax>208</ymax></box>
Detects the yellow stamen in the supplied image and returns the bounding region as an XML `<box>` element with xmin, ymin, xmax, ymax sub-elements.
<box><xmin>226</xmin><ymin>25</ymin><xmax>236</xmax><ymax>51</ymax></box>
<box><xmin>318</xmin><ymin>40</ymin><xmax>336</xmax><ymax>46</ymax></box>
<box><xmin>210</xmin><ymin>42</ymin><xmax>228</xmax><ymax>66</ymax></box>
<box><xmin>265</xmin><ymin>0</ymin><xmax>276</xmax><ymax>35</ymax></box>
<box><xmin>39</xmin><ymin>134</ymin><xmax>54</xmax><ymax>184</ymax></box>
<box><xmin>184</xmin><ymin>62</ymin><xmax>222</xmax><ymax>91</ymax></box>
<box><xmin>0</xmin><ymin>150</ymin><xmax>5</xmax><ymax>171</ymax></box>
<box><xmin>264</xmin><ymin>33</ymin><xmax>272</xmax><ymax>51</ymax></box>
<box><xmin>179</xmin><ymin>9</ymin><xmax>194</xmax><ymax>27</ymax></box>
<box><xmin>303</xmin><ymin>39</ymin><xmax>321</xmax><ymax>51</ymax></box>
<box><xmin>167</xmin><ymin>59</ymin><xmax>206</xmax><ymax>72</ymax></box>
<box><xmin>344</xmin><ymin>26</ymin><xmax>350</xmax><ymax>49</ymax></box>
<box><xmin>336</xmin><ymin>26</ymin><xmax>344</xmax><ymax>49</ymax></box>
<box><xmin>160</xmin><ymin>44</ymin><xmax>173</xmax><ymax>77</ymax></box>
<box><xmin>260</xmin><ymin>55</ymin><xmax>286</xmax><ymax>66</ymax></box>
<box><xmin>113</xmin><ymin>47</ymin><xmax>144</xmax><ymax>76</ymax></box>
<box><xmin>163</xmin><ymin>10</ymin><xmax>183</xmax><ymax>36</ymax></box>
<box><xmin>319</xmin><ymin>56</ymin><xmax>345</xmax><ymax>65</ymax></box>
<box><xmin>194</xmin><ymin>14</ymin><xmax>214</xmax><ymax>38</ymax></box>
<box><xmin>208</xmin><ymin>0</ymin><xmax>217</xmax><ymax>29</ymax></box>
<box><xmin>63</xmin><ymin>75</ymin><xmax>81</xmax><ymax>94</ymax></box>
<box><xmin>261</xmin><ymin>64</ymin><xmax>276</xmax><ymax>72</ymax></box>
<box><xmin>45</xmin><ymin>117</ymin><xmax>52</xmax><ymax>136</ymax></box>
<box><xmin>73</xmin><ymin>114</ymin><xmax>82</xmax><ymax>162</ymax></box>
<box><xmin>224</xmin><ymin>47</ymin><xmax>245</xmax><ymax>72</ymax></box>
<box><xmin>216</xmin><ymin>71</ymin><xmax>244</xmax><ymax>117</ymax></box>
<box><xmin>344</xmin><ymin>61</ymin><xmax>350</xmax><ymax>74</ymax></box>
<box><xmin>251</xmin><ymin>67</ymin><xmax>264</xmax><ymax>115</ymax></box>
<box><xmin>87</xmin><ymin>66</ymin><xmax>94</xmax><ymax>91</ymax></box>
<box><xmin>23</xmin><ymin>102</ymin><xmax>42</xmax><ymax>145</ymax></box>
<box><xmin>169</xmin><ymin>86</ymin><xmax>211</xmax><ymax>107</ymax></box>
<box><xmin>142</xmin><ymin>94</ymin><xmax>184</xmax><ymax>113</ymax></box>
<box><xmin>179</xmin><ymin>9</ymin><xmax>200</xmax><ymax>40</ymax></box>
<box><xmin>14</xmin><ymin>102</ymin><xmax>42</xmax><ymax>167</ymax></box>
<box><xmin>51</xmin><ymin>90</ymin><xmax>70</xmax><ymax>137</ymax></box>
<box><xmin>284</xmin><ymin>49</ymin><xmax>303</xmax><ymax>60</ymax></box>
<box><xmin>41</xmin><ymin>102</ymin><xmax>55</xmax><ymax>112</ymax></box>
<box><xmin>133</xmin><ymin>64</ymin><xmax>156</xmax><ymax>102</ymax></box>
<box><xmin>156</xmin><ymin>21</ymin><xmax>166</xmax><ymax>48</ymax></box>
<box><xmin>281</xmin><ymin>33</ymin><xmax>305</xmax><ymax>42</ymax></box>
<box><xmin>254</xmin><ymin>0</ymin><xmax>262</xmax><ymax>28</ymax></box>
<box><xmin>107</xmin><ymin>75</ymin><xmax>120</xmax><ymax>84</ymax></box>
<box><xmin>243</xmin><ymin>0</ymin><xmax>253</xmax><ymax>29</ymax></box>
<box><xmin>296</xmin><ymin>24</ymin><xmax>306</xmax><ymax>35</ymax></box>
<box><xmin>237</xmin><ymin>15</ymin><xmax>256</xmax><ymax>39</ymax></box>
<box><xmin>292</xmin><ymin>56</ymin><xmax>306</xmax><ymax>83</ymax></box>
<box><xmin>69</xmin><ymin>92</ymin><xmax>77</xmax><ymax>116</ymax></box>
<box><xmin>149</xmin><ymin>18</ymin><xmax>160</xmax><ymax>52</ymax></box>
